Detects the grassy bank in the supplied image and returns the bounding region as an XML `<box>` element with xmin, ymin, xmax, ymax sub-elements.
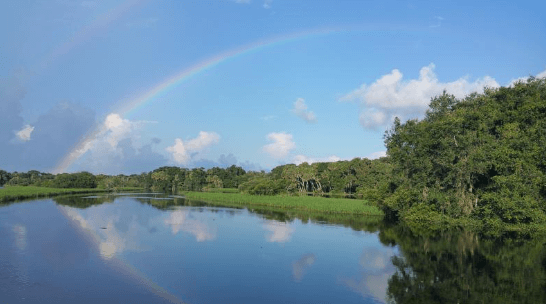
<box><xmin>0</xmin><ymin>186</ymin><xmax>141</xmax><ymax>203</ymax></box>
<box><xmin>179</xmin><ymin>191</ymin><xmax>383</xmax><ymax>216</ymax></box>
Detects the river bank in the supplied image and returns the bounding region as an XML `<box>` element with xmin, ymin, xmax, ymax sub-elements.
<box><xmin>0</xmin><ymin>186</ymin><xmax>142</xmax><ymax>203</ymax></box>
<box><xmin>179</xmin><ymin>191</ymin><xmax>384</xmax><ymax>216</ymax></box>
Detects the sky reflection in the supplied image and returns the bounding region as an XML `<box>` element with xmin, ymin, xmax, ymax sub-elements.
<box><xmin>263</xmin><ymin>220</ymin><xmax>295</xmax><ymax>243</ymax></box>
<box><xmin>1</xmin><ymin>195</ymin><xmax>398</xmax><ymax>303</ymax></box>
<box><xmin>340</xmin><ymin>246</ymin><xmax>397</xmax><ymax>303</ymax></box>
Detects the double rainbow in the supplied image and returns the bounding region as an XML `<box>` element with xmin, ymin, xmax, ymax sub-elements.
<box><xmin>53</xmin><ymin>26</ymin><xmax>346</xmax><ymax>173</ymax></box>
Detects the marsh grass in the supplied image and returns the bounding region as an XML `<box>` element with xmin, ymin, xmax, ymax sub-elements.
<box><xmin>202</xmin><ymin>188</ymin><xmax>239</xmax><ymax>194</ymax></box>
<box><xmin>179</xmin><ymin>191</ymin><xmax>383</xmax><ymax>215</ymax></box>
<box><xmin>0</xmin><ymin>186</ymin><xmax>141</xmax><ymax>203</ymax></box>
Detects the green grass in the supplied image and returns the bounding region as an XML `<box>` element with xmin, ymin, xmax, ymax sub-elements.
<box><xmin>0</xmin><ymin>186</ymin><xmax>141</xmax><ymax>203</ymax></box>
<box><xmin>202</xmin><ymin>187</ymin><xmax>239</xmax><ymax>194</ymax></box>
<box><xmin>179</xmin><ymin>191</ymin><xmax>383</xmax><ymax>216</ymax></box>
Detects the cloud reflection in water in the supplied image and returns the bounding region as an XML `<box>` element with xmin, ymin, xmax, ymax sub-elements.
<box><xmin>263</xmin><ymin>221</ymin><xmax>294</xmax><ymax>243</ymax></box>
<box><xmin>163</xmin><ymin>209</ymin><xmax>217</xmax><ymax>242</ymax></box>
<box><xmin>292</xmin><ymin>253</ymin><xmax>316</xmax><ymax>282</ymax></box>
<box><xmin>340</xmin><ymin>247</ymin><xmax>396</xmax><ymax>303</ymax></box>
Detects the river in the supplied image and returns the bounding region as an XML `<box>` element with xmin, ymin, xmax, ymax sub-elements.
<box><xmin>1</xmin><ymin>193</ymin><xmax>545</xmax><ymax>303</ymax></box>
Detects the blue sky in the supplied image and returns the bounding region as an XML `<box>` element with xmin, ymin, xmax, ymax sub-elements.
<box><xmin>1</xmin><ymin>0</ymin><xmax>545</xmax><ymax>174</ymax></box>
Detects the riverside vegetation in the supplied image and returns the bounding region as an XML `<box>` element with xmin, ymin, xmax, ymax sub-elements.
<box><xmin>2</xmin><ymin>78</ymin><xmax>545</xmax><ymax>233</ymax></box>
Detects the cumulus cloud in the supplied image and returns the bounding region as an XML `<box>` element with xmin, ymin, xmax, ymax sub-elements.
<box><xmin>166</xmin><ymin>131</ymin><xmax>220</xmax><ymax>165</ymax></box>
<box><xmin>507</xmin><ymin>68</ymin><xmax>546</xmax><ymax>87</ymax></box>
<box><xmin>292</xmin><ymin>154</ymin><xmax>342</xmax><ymax>165</ymax></box>
<box><xmin>263</xmin><ymin>132</ymin><xmax>296</xmax><ymax>159</ymax></box>
<box><xmin>292</xmin><ymin>98</ymin><xmax>317</xmax><ymax>123</ymax></box>
<box><xmin>341</xmin><ymin>64</ymin><xmax>501</xmax><ymax>129</ymax></box>
<box><xmin>72</xmin><ymin>113</ymin><xmax>166</xmax><ymax>174</ymax></box>
<box><xmin>15</xmin><ymin>125</ymin><xmax>34</xmax><ymax>141</ymax></box>
<box><xmin>16</xmin><ymin>101</ymin><xmax>95</xmax><ymax>171</ymax></box>
<box><xmin>166</xmin><ymin>139</ymin><xmax>191</xmax><ymax>165</ymax></box>
<box><xmin>102</xmin><ymin>113</ymin><xmax>139</xmax><ymax>148</ymax></box>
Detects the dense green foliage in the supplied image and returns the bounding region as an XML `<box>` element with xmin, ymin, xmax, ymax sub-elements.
<box><xmin>2</xmin><ymin>79</ymin><xmax>545</xmax><ymax>230</ymax></box>
<box><xmin>238</xmin><ymin>157</ymin><xmax>393</xmax><ymax>197</ymax></box>
<box><xmin>146</xmin><ymin>165</ymin><xmax>248</xmax><ymax>192</ymax></box>
<box><xmin>382</xmin><ymin>78</ymin><xmax>546</xmax><ymax>229</ymax></box>
<box><xmin>51</xmin><ymin>172</ymin><xmax>97</xmax><ymax>188</ymax></box>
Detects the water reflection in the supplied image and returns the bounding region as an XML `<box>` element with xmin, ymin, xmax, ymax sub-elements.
<box><xmin>263</xmin><ymin>220</ymin><xmax>295</xmax><ymax>243</ymax></box>
<box><xmin>3</xmin><ymin>193</ymin><xmax>546</xmax><ymax>303</ymax></box>
<box><xmin>13</xmin><ymin>224</ymin><xmax>27</xmax><ymax>251</ymax></box>
<box><xmin>292</xmin><ymin>253</ymin><xmax>316</xmax><ymax>282</ymax></box>
<box><xmin>380</xmin><ymin>227</ymin><xmax>546</xmax><ymax>304</ymax></box>
<box><xmin>340</xmin><ymin>247</ymin><xmax>396</xmax><ymax>303</ymax></box>
<box><xmin>164</xmin><ymin>208</ymin><xmax>217</xmax><ymax>241</ymax></box>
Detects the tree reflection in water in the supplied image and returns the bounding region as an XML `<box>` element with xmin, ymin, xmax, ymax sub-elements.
<box><xmin>380</xmin><ymin>226</ymin><xmax>546</xmax><ymax>304</ymax></box>
<box><xmin>53</xmin><ymin>193</ymin><xmax>546</xmax><ymax>304</ymax></box>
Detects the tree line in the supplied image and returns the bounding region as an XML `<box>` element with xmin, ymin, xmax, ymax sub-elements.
<box><xmin>2</xmin><ymin>77</ymin><xmax>545</xmax><ymax>229</ymax></box>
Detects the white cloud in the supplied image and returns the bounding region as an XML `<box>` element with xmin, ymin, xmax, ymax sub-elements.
<box><xmin>292</xmin><ymin>154</ymin><xmax>342</xmax><ymax>165</ymax></box>
<box><xmin>103</xmin><ymin>113</ymin><xmax>144</xmax><ymax>148</ymax></box>
<box><xmin>16</xmin><ymin>124</ymin><xmax>34</xmax><ymax>141</ymax></box>
<box><xmin>292</xmin><ymin>98</ymin><xmax>317</xmax><ymax>123</ymax></box>
<box><xmin>166</xmin><ymin>131</ymin><xmax>220</xmax><ymax>165</ymax></box>
<box><xmin>186</xmin><ymin>131</ymin><xmax>220</xmax><ymax>151</ymax></box>
<box><xmin>366</xmin><ymin>150</ymin><xmax>386</xmax><ymax>160</ymax></box>
<box><xmin>508</xmin><ymin>68</ymin><xmax>546</xmax><ymax>87</ymax></box>
<box><xmin>166</xmin><ymin>139</ymin><xmax>190</xmax><ymax>165</ymax></box>
<box><xmin>263</xmin><ymin>221</ymin><xmax>294</xmax><ymax>243</ymax></box>
<box><xmin>341</xmin><ymin>64</ymin><xmax>501</xmax><ymax>129</ymax></box>
<box><xmin>70</xmin><ymin>113</ymin><xmax>165</xmax><ymax>174</ymax></box>
<box><xmin>263</xmin><ymin>0</ymin><xmax>272</xmax><ymax>9</ymax></box>
<box><xmin>263</xmin><ymin>132</ymin><xmax>295</xmax><ymax>159</ymax></box>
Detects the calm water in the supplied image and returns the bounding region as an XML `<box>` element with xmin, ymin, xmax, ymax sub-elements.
<box><xmin>1</xmin><ymin>193</ymin><xmax>546</xmax><ymax>304</ymax></box>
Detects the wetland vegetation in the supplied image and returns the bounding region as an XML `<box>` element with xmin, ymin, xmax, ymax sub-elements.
<box><xmin>2</xmin><ymin>78</ymin><xmax>546</xmax><ymax>234</ymax></box>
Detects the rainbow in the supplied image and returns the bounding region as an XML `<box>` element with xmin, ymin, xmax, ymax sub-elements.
<box><xmin>53</xmin><ymin>24</ymin><xmax>416</xmax><ymax>173</ymax></box>
<box><xmin>40</xmin><ymin>0</ymin><xmax>147</xmax><ymax>71</ymax></box>
<box><xmin>57</xmin><ymin>204</ymin><xmax>183</xmax><ymax>303</ymax></box>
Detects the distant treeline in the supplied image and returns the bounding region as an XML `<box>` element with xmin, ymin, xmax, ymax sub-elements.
<box><xmin>0</xmin><ymin>159</ymin><xmax>392</xmax><ymax>197</ymax></box>
<box><xmin>2</xmin><ymin>77</ymin><xmax>545</xmax><ymax>230</ymax></box>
